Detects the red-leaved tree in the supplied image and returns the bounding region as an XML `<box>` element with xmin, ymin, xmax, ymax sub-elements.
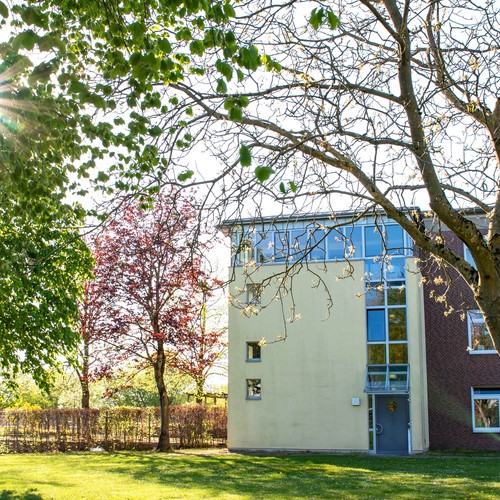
<box><xmin>90</xmin><ymin>192</ymin><xmax>217</xmax><ymax>451</ymax></box>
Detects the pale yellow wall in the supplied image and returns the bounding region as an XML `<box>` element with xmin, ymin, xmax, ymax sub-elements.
<box><xmin>406</xmin><ymin>258</ymin><xmax>429</xmax><ymax>452</ymax></box>
<box><xmin>228</xmin><ymin>257</ymin><xmax>429</xmax><ymax>452</ymax></box>
<box><xmin>228</xmin><ymin>261</ymin><xmax>369</xmax><ymax>451</ymax></box>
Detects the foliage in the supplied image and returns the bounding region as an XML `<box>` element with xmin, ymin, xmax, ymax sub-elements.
<box><xmin>1</xmin><ymin>452</ymin><xmax>500</xmax><ymax>499</ymax></box>
<box><xmin>0</xmin><ymin>53</ymin><xmax>93</xmax><ymax>386</ymax></box>
<box><xmin>0</xmin><ymin>373</ymin><xmax>81</xmax><ymax>409</ymax></box>
<box><xmin>88</xmin><ymin>191</ymin><xmax>220</xmax><ymax>450</ymax></box>
<box><xmin>0</xmin><ymin>405</ymin><xmax>227</xmax><ymax>452</ymax></box>
<box><xmin>5</xmin><ymin>1</ymin><xmax>500</xmax><ymax>350</ymax></box>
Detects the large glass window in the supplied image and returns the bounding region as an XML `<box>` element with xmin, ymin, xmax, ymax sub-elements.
<box><xmin>326</xmin><ymin>229</ymin><xmax>345</xmax><ymax>260</ymax></box>
<box><xmin>367</xmin><ymin>310</ymin><xmax>386</xmax><ymax>341</ymax></box>
<box><xmin>256</xmin><ymin>232</ymin><xmax>274</xmax><ymax>263</ymax></box>
<box><xmin>386</xmin><ymin>225</ymin><xmax>405</xmax><ymax>255</ymax></box>
<box><xmin>468</xmin><ymin>310</ymin><xmax>494</xmax><ymax>353</ymax></box>
<box><xmin>365</xmin><ymin>226</ymin><xmax>384</xmax><ymax>257</ymax></box>
<box><xmin>309</xmin><ymin>229</ymin><xmax>326</xmax><ymax>261</ymax></box>
<box><xmin>472</xmin><ymin>389</ymin><xmax>500</xmax><ymax>432</ymax></box>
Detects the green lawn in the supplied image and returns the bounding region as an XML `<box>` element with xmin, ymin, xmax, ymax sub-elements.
<box><xmin>0</xmin><ymin>451</ymin><xmax>499</xmax><ymax>499</ymax></box>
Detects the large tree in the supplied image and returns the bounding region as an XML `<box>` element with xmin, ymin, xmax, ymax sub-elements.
<box><xmin>90</xmin><ymin>192</ymin><xmax>216</xmax><ymax>451</ymax></box>
<box><xmin>6</xmin><ymin>1</ymin><xmax>500</xmax><ymax>350</ymax></box>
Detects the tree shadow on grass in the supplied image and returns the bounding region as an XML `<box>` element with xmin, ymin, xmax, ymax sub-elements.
<box><xmin>96</xmin><ymin>452</ymin><xmax>500</xmax><ymax>499</ymax></box>
<box><xmin>0</xmin><ymin>490</ymin><xmax>43</xmax><ymax>500</ymax></box>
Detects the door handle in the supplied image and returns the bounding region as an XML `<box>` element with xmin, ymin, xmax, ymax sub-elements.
<box><xmin>375</xmin><ymin>423</ymin><xmax>384</xmax><ymax>435</ymax></box>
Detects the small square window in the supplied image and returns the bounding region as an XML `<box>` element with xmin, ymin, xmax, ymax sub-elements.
<box><xmin>246</xmin><ymin>379</ymin><xmax>261</xmax><ymax>399</ymax></box>
<box><xmin>468</xmin><ymin>310</ymin><xmax>495</xmax><ymax>353</ymax></box>
<box><xmin>246</xmin><ymin>283</ymin><xmax>263</xmax><ymax>305</ymax></box>
<box><xmin>246</xmin><ymin>342</ymin><xmax>261</xmax><ymax>361</ymax></box>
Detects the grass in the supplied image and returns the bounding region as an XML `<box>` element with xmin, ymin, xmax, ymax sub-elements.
<box><xmin>0</xmin><ymin>450</ymin><xmax>499</xmax><ymax>499</ymax></box>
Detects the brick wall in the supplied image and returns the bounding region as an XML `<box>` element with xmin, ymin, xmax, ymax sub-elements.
<box><xmin>422</xmin><ymin>231</ymin><xmax>500</xmax><ymax>451</ymax></box>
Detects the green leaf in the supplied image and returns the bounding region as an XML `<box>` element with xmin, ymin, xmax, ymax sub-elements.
<box><xmin>14</xmin><ymin>30</ymin><xmax>38</xmax><ymax>51</ymax></box>
<box><xmin>239</xmin><ymin>145</ymin><xmax>252</xmax><ymax>167</ymax></box>
<box><xmin>177</xmin><ymin>170</ymin><xmax>194</xmax><ymax>182</ymax></box>
<box><xmin>0</xmin><ymin>1</ymin><xmax>8</xmax><ymax>18</ymax></box>
<box><xmin>289</xmin><ymin>181</ymin><xmax>298</xmax><ymax>193</ymax></box>
<box><xmin>223</xmin><ymin>3</ymin><xmax>236</xmax><ymax>18</ymax></box>
<box><xmin>158</xmin><ymin>39</ymin><xmax>172</xmax><ymax>53</ymax></box>
<box><xmin>229</xmin><ymin>106</ymin><xmax>243</xmax><ymax>122</ymax></box>
<box><xmin>327</xmin><ymin>10</ymin><xmax>340</xmax><ymax>30</ymax></box>
<box><xmin>238</xmin><ymin>45</ymin><xmax>261</xmax><ymax>71</ymax></box>
<box><xmin>279</xmin><ymin>182</ymin><xmax>286</xmax><ymax>194</ymax></box>
<box><xmin>129</xmin><ymin>52</ymin><xmax>142</xmax><ymax>66</ymax></box>
<box><xmin>255</xmin><ymin>166</ymin><xmax>275</xmax><ymax>183</ymax></box>
<box><xmin>215</xmin><ymin>59</ymin><xmax>233</xmax><ymax>81</ymax></box>
<box><xmin>189</xmin><ymin>40</ymin><xmax>205</xmax><ymax>57</ymax></box>
<box><xmin>309</xmin><ymin>8</ymin><xmax>325</xmax><ymax>30</ymax></box>
<box><xmin>216</xmin><ymin>78</ymin><xmax>227</xmax><ymax>94</ymax></box>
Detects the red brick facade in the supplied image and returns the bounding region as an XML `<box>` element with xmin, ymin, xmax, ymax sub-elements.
<box><xmin>422</xmin><ymin>231</ymin><xmax>500</xmax><ymax>450</ymax></box>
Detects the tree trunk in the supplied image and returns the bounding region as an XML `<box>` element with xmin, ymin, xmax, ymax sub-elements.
<box><xmin>154</xmin><ymin>347</ymin><xmax>170</xmax><ymax>452</ymax></box>
<box><xmin>195</xmin><ymin>377</ymin><xmax>205</xmax><ymax>405</ymax></box>
<box><xmin>80</xmin><ymin>338</ymin><xmax>90</xmax><ymax>409</ymax></box>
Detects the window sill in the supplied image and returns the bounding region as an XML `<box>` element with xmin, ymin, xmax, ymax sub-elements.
<box><xmin>468</xmin><ymin>350</ymin><xmax>497</xmax><ymax>355</ymax></box>
<box><xmin>473</xmin><ymin>428</ymin><xmax>500</xmax><ymax>433</ymax></box>
<box><xmin>246</xmin><ymin>358</ymin><xmax>261</xmax><ymax>362</ymax></box>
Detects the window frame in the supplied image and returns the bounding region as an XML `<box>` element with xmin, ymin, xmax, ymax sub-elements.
<box><xmin>471</xmin><ymin>388</ymin><xmax>500</xmax><ymax>432</ymax></box>
<box><xmin>467</xmin><ymin>310</ymin><xmax>495</xmax><ymax>354</ymax></box>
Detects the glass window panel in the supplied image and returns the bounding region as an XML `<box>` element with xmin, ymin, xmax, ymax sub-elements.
<box><xmin>246</xmin><ymin>342</ymin><xmax>261</xmax><ymax>360</ymax></box>
<box><xmin>464</xmin><ymin>246</ymin><xmax>477</xmax><ymax>269</ymax></box>
<box><xmin>367</xmin><ymin>309</ymin><xmax>386</xmax><ymax>341</ymax></box>
<box><xmin>231</xmin><ymin>232</ymin><xmax>254</xmax><ymax>265</ymax></box>
<box><xmin>389</xmin><ymin>366</ymin><xmax>408</xmax><ymax>391</ymax></box>
<box><xmin>246</xmin><ymin>379</ymin><xmax>262</xmax><ymax>399</ymax></box>
<box><xmin>256</xmin><ymin>232</ymin><xmax>274</xmax><ymax>263</ymax></box>
<box><xmin>389</xmin><ymin>344</ymin><xmax>408</xmax><ymax>364</ymax></box>
<box><xmin>387</xmin><ymin>282</ymin><xmax>406</xmax><ymax>305</ymax></box>
<box><xmin>365</xmin><ymin>226</ymin><xmax>384</xmax><ymax>257</ymax></box>
<box><xmin>309</xmin><ymin>229</ymin><xmax>326</xmax><ymax>261</ymax></box>
<box><xmin>368</xmin><ymin>344</ymin><xmax>386</xmax><ymax>364</ymax></box>
<box><xmin>345</xmin><ymin>226</ymin><xmax>362</xmax><ymax>259</ymax></box>
<box><xmin>366</xmin><ymin>367</ymin><xmax>387</xmax><ymax>391</ymax></box>
<box><xmin>366</xmin><ymin>284</ymin><xmax>384</xmax><ymax>306</ymax></box>
<box><xmin>289</xmin><ymin>229</ymin><xmax>308</xmax><ymax>261</ymax></box>
<box><xmin>469</xmin><ymin>310</ymin><xmax>494</xmax><ymax>351</ymax></box>
<box><xmin>474</xmin><ymin>399</ymin><xmax>499</xmax><ymax>428</ymax></box>
<box><xmin>368</xmin><ymin>396</ymin><xmax>373</xmax><ymax>428</ymax></box>
<box><xmin>274</xmin><ymin>231</ymin><xmax>289</xmax><ymax>262</ymax></box>
<box><xmin>365</xmin><ymin>259</ymin><xmax>383</xmax><ymax>283</ymax></box>
<box><xmin>389</xmin><ymin>309</ymin><xmax>407</xmax><ymax>341</ymax></box>
<box><xmin>385</xmin><ymin>257</ymin><xmax>406</xmax><ymax>280</ymax></box>
<box><xmin>386</xmin><ymin>225</ymin><xmax>405</xmax><ymax>255</ymax></box>
<box><xmin>327</xmin><ymin>230</ymin><xmax>345</xmax><ymax>260</ymax></box>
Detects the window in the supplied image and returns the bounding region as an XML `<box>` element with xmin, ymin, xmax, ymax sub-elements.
<box><xmin>464</xmin><ymin>245</ymin><xmax>477</xmax><ymax>269</ymax></box>
<box><xmin>246</xmin><ymin>342</ymin><xmax>261</xmax><ymax>361</ymax></box>
<box><xmin>246</xmin><ymin>283</ymin><xmax>263</xmax><ymax>305</ymax></box>
<box><xmin>246</xmin><ymin>379</ymin><xmax>261</xmax><ymax>399</ymax></box>
<box><xmin>468</xmin><ymin>310</ymin><xmax>494</xmax><ymax>353</ymax></box>
<box><xmin>472</xmin><ymin>389</ymin><xmax>500</xmax><ymax>432</ymax></box>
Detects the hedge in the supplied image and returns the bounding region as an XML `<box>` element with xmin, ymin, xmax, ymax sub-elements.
<box><xmin>0</xmin><ymin>405</ymin><xmax>227</xmax><ymax>453</ymax></box>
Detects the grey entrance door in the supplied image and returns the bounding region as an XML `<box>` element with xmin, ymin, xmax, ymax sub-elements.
<box><xmin>375</xmin><ymin>395</ymin><xmax>409</xmax><ymax>454</ymax></box>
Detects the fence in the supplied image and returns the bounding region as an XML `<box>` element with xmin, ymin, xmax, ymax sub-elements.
<box><xmin>0</xmin><ymin>405</ymin><xmax>227</xmax><ymax>453</ymax></box>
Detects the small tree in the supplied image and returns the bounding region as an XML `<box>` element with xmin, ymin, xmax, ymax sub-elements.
<box><xmin>92</xmin><ymin>192</ymin><xmax>216</xmax><ymax>451</ymax></box>
<box><xmin>172</xmin><ymin>285</ymin><xmax>227</xmax><ymax>404</ymax></box>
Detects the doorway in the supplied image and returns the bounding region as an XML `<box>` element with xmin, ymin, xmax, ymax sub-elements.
<box><xmin>375</xmin><ymin>394</ymin><xmax>409</xmax><ymax>454</ymax></box>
